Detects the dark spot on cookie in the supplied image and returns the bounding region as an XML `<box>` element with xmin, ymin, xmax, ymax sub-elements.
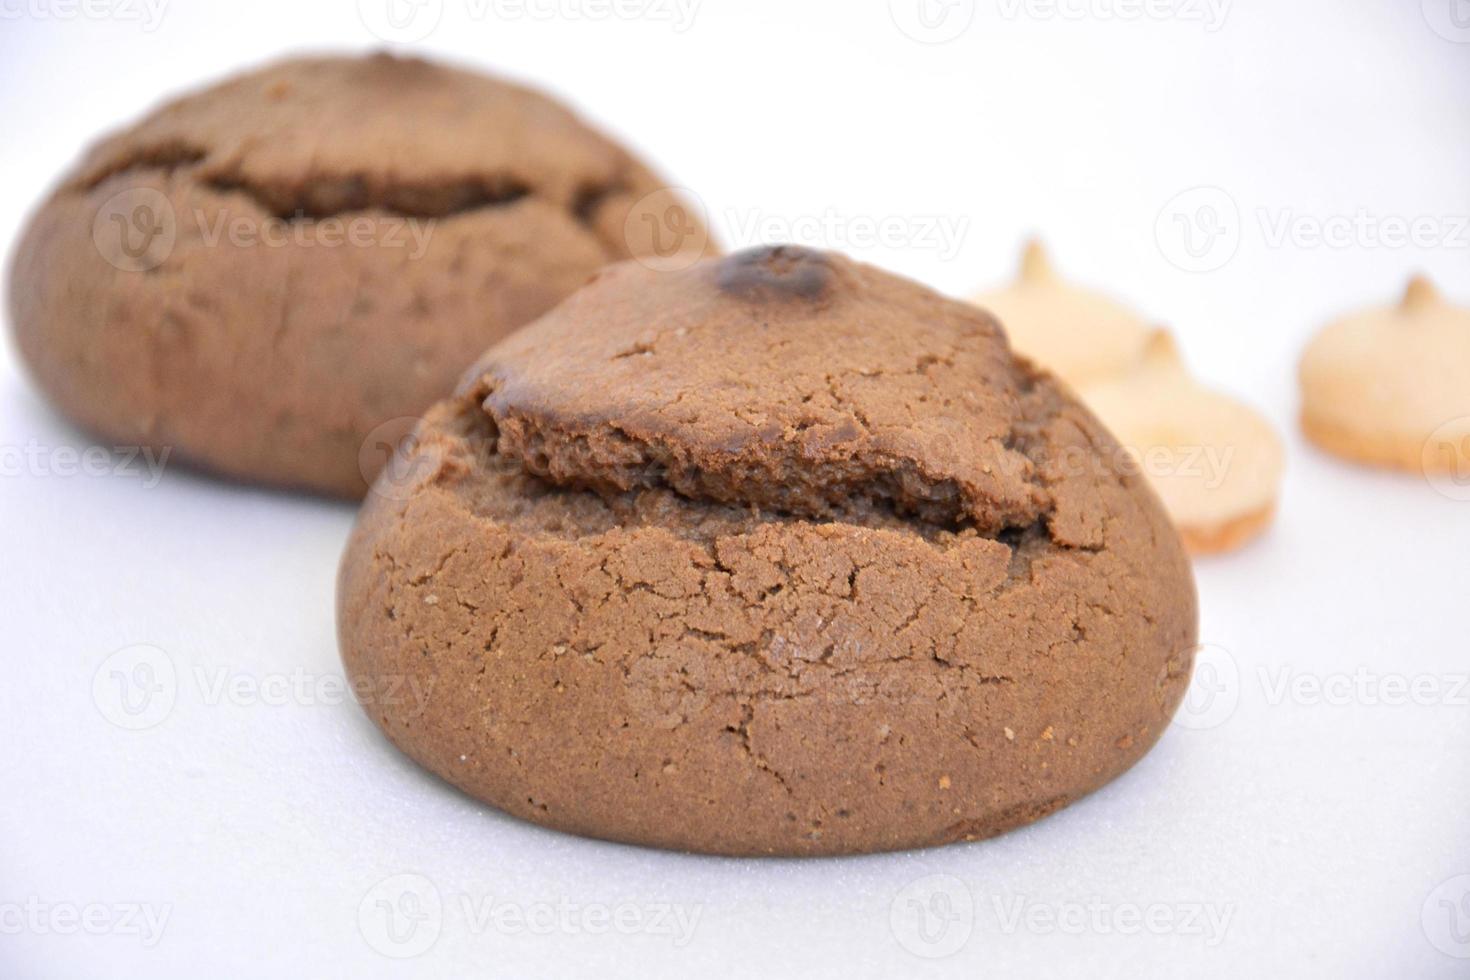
<box><xmin>361</xmin><ymin>51</ymin><xmax>436</xmax><ymax>82</ymax></box>
<box><xmin>716</xmin><ymin>245</ymin><xmax>833</xmax><ymax>303</ymax></box>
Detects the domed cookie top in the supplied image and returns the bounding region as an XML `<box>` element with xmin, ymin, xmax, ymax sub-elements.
<box><xmin>70</xmin><ymin>52</ymin><xmax>661</xmax><ymax>235</ymax></box>
<box><xmin>1083</xmin><ymin>331</ymin><xmax>1284</xmax><ymax>554</ymax></box>
<box><xmin>10</xmin><ymin>53</ymin><xmax>710</xmax><ymax>498</ymax></box>
<box><xmin>970</xmin><ymin>240</ymin><xmax>1153</xmax><ymax>388</ymax></box>
<box><xmin>339</xmin><ymin>246</ymin><xmax>1199</xmax><ymax>857</ymax></box>
<box><xmin>1300</xmin><ymin>276</ymin><xmax>1470</xmax><ymax>472</ymax></box>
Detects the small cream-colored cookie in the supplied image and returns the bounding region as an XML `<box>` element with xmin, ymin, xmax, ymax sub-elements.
<box><xmin>1300</xmin><ymin>276</ymin><xmax>1470</xmax><ymax>473</ymax></box>
<box><xmin>1082</xmin><ymin>331</ymin><xmax>1284</xmax><ymax>555</ymax></box>
<box><xmin>971</xmin><ymin>240</ymin><xmax>1153</xmax><ymax>388</ymax></box>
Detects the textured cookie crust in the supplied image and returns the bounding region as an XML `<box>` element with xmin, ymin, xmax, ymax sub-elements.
<box><xmin>338</xmin><ymin>247</ymin><xmax>1198</xmax><ymax>856</ymax></box>
<box><xmin>8</xmin><ymin>53</ymin><xmax>710</xmax><ymax>496</ymax></box>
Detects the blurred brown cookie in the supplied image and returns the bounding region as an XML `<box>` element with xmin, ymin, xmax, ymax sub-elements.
<box><xmin>9</xmin><ymin>53</ymin><xmax>711</xmax><ymax>496</ymax></box>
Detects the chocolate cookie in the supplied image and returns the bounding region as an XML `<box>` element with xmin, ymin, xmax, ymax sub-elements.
<box><xmin>8</xmin><ymin>53</ymin><xmax>711</xmax><ymax>497</ymax></box>
<box><xmin>337</xmin><ymin>246</ymin><xmax>1198</xmax><ymax>856</ymax></box>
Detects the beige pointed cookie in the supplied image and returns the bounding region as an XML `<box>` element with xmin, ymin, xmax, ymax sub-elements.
<box><xmin>1082</xmin><ymin>331</ymin><xmax>1284</xmax><ymax>555</ymax></box>
<box><xmin>971</xmin><ymin>240</ymin><xmax>1153</xmax><ymax>387</ymax></box>
<box><xmin>1300</xmin><ymin>276</ymin><xmax>1470</xmax><ymax>473</ymax></box>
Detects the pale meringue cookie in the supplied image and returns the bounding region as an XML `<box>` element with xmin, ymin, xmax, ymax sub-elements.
<box><xmin>1300</xmin><ymin>276</ymin><xmax>1470</xmax><ymax>474</ymax></box>
<box><xmin>1082</xmin><ymin>330</ymin><xmax>1284</xmax><ymax>555</ymax></box>
<box><xmin>971</xmin><ymin>239</ymin><xmax>1153</xmax><ymax>388</ymax></box>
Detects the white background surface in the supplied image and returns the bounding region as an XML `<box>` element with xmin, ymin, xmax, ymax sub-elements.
<box><xmin>2</xmin><ymin>1</ymin><xmax>1468</xmax><ymax>977</ymax></box>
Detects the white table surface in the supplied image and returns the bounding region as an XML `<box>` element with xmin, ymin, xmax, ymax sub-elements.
<box><xmin>3</xmin><ymin>2</ymin><xmax>1468</xmax><ymax>976</ymax></box>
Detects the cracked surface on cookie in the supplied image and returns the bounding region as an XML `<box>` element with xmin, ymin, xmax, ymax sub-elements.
<box><xmin>337</xmin><ymin>247</ymin><xmax>1198</xmax><ymax>856</ymax></box>
<box><xmin>67</xmin><ymin>53</ymin><xmax>659</xmax><ymax>254</ymax></box>
<box><xmin>10</xmin><ymin>53</ymin><xmax>709</xmax><ymax>497</ymax></box>
<box><xmin>479</xmin><ymin>246</ymin><xmax>1055</xmax><ymax>534</ymax></box>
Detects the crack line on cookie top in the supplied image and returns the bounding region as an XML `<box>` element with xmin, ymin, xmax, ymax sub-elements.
<box><xmin>475</xmin><ymin>336</ymin><xmax>1064</xmax><ymax>540</ymax></box>
<box><xmin>74</xmin><ymin>142</ymin><xmax>633</xmax><ymax>233</ymax></box>
<box><xmin>429</xmin><ymin>384</ymin><xmax>1067</xmax><ymax>553</ymax></box>
<box><xmin>486</xmin><ymin>400</ymin><xmax>1052</xmax><ymax>538</ymax></box>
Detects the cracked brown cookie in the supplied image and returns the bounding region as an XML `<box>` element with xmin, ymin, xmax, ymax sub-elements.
<box><xmin>8</xmin><ymin>53</ymin><xmax>711</xmax><ymax>496</ymax></box>
<box><xmin>337</xmin><ymin>246</ymin><xmax>1198</xmax><ymax>856</ymax></box>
